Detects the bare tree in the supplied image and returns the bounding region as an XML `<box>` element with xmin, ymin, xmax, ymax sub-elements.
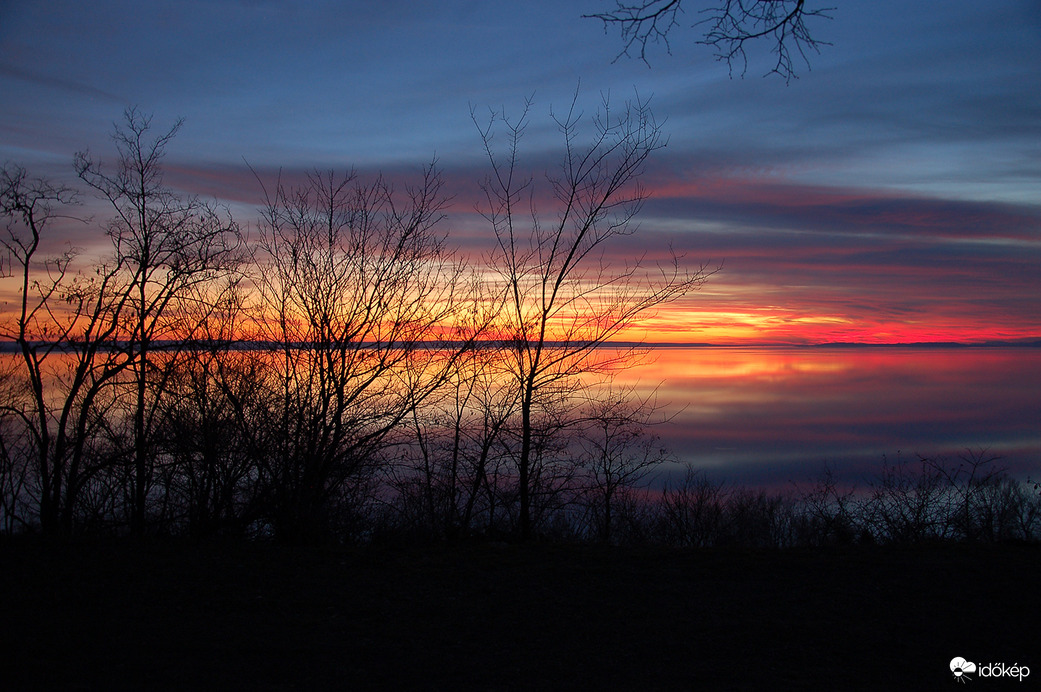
<box><xmin>573</xmin><ymin>387</ymin><xmax>671</xmax><ymax>543</ymax></box>
<box><xmin>75</xmin><ymin>108</ymin><xmax>242</xmax><ymax>535</ymax></box>
<box><xmin>0</xmin><ymin>363</ymin><xmax>27</xmax><ymax>534</ymax></box>
<box><xmin>394</xmin><ymin>330</ymin><xmax>519</xmax><ymax>539</ymax></box>
<box><xmin>658</xmin><ymin>465</ymin><xmax>729</xmax><ymax>546</ymax></box>
<box><xmin>247</xmin><ymin>164</ymin><xmax>474</xmax><ymax>542</ymax></box>
<box><xmin>0</xmin><ymin>164</ymin><xmax>135</xmax><ymax>535</ymax></box>
<box><xmin>586</xmin><ymin>0</ymin><xmax>834</xmax><ymax>82</ymax></box>
<box><xmin>474</xmin><ymin>90</ymin><xmax>716</xmax><ymax>540</ymax></box>
<box><xmin>863</xmin><ymin>454</ymin><xmax>952</xmax><ymax>543</ymax></box>
<box><xmin>798</xmin><ymin>463</ymin><xmax>860</xmax><ymax>545</ymax></box>
<box><xmin>155</xmin><ymin>286</ymin><xmax>263</xmax><ymax>538</ymax></box>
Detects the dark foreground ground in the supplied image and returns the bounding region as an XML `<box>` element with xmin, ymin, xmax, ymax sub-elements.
<box><xmin>1</xmin><ymin>538</ymin><xmax>1037</xmax><ymax>691</ymax></box>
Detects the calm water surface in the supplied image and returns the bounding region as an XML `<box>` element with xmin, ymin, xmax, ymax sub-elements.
<box><xmin>5</xmin><ymin>346</ymin><xmax>1037</xmax><ymax>489</ymax></box>
<box><xmin>614</xmin><ymin>347</ymin><xmax>1041</xmax><ymax>488</ymax></box>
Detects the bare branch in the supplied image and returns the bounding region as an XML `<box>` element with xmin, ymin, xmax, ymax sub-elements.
<box><xmin>474</xmin><ymin>89</ymin><xmax>718</xmax><ymax>539</ymax></box>
<box><xmin>586</xmin><ymin>0</ymin><xmax>834</xmax><ymax>82</ymax></box>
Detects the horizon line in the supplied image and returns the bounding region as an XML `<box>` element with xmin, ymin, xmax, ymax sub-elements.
<box><xmin>2</xmin><ymin>337</ymin><xmax>1040</xmax><ymax>352</ymax></box>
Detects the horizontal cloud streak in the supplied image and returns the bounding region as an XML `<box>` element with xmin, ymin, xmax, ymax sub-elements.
<box><xmin>147</xmin><ymin>155</ymin><xmax>1041</xmax><ymax>344</ymax></box>
<box><xmin>644</xmin><ymin>174</ymin><xmax>1041</xmax><ymax>242</ymax></box>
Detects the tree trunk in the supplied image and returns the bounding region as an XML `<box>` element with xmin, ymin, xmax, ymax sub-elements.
<box><xmin>518</xmin><ymin>391</ymin><xmax>533</xmax><ymax>541</ymax></box>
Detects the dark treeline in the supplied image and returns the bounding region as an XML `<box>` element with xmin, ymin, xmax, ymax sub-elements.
<box><xmin>2</xmin><ymin>106</ymin><xmax>1038</xmax><ymax>546</ymax></box>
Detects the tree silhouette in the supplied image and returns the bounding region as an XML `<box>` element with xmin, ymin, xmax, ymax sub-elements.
<box><xmin>474</xmin><ymin>90</ymin><xmax>715</xmax><ymax>540</ymax></box>
<box><xmin>247</xmin><ymin>165</ymin><xmax>475</xmax><ymax>542</ymax></box>
<box><xmin>155</xmin><ymin>289</ymin><xmax>262</xmax><ymax>537</ymax></box>
<box><xmin>586</xmin><ymin>0</ymin><xmax>834</xmax><ymax>82</ymax></box>
<box><xmin>394</xmin><ymin>333</ymin><xmax>519</xmax><ymax>539</ymax></box>
<box><xmin>573</xmin><ymin>387</ymin><xmax>672</xmax><ymax>543</ymax></box>
<box><xmin>0</xmin><ymin>164</ymin><xmax>135</xmax><ymax>535</ymax></box>
<box><xmin>75</xmin><ymin>108</ymin><xmax>242</xmax><ymax>535</ymax></box>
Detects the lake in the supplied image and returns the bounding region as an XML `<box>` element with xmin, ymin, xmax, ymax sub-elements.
<box><xmin>612</xmin><ymin>346</ymin><xmax>1041</xmax><ymax>489</ymax></box>
<box><xmin>4</xmin><ymin>344</ymin><xmax>1038</xmax><ymax>492</ymax></box>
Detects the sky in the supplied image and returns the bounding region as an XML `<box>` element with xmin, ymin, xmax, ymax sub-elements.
<box><xmin>2</xmin><ymin>0</ymin><xmax>1040</xmax><ymax>344</ymax></box>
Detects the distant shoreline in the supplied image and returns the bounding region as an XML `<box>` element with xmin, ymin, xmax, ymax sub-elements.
<box><xmin>2</xmin><ymin>338</ymin><xmax>1040</xmax><ymax>353</ymax></box>
<box><xmin>632</xmin><ymin>339</ymin><xmax>1041</xmax><ymax>349</ymax></box>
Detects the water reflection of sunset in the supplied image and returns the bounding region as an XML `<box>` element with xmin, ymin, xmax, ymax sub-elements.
<box><xmin>603</xmin><ymin>347</ymin><xmax>1041</xmax><ymax>490</ymax></box>
<box><xmin>617</xmin><ymin>347</ymin><xmax>852</xmax><ymax>381</ymax></box>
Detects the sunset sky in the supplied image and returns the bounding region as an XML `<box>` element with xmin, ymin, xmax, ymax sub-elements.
<box><xmin>2</xmin><ymin>0</ymin><xmax>1039</xmax><ymax>345</ymax></box>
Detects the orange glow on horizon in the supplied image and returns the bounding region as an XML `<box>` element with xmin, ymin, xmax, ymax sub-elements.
<box><xmin>2</xmin><ymin>299</ymin><xmax>1036</xmax><ymax>347</ymax></box>
<box><xmin>2</xmin><ymin>265</ymin><xmax>1036</xmax><ymax>347</ymax></box>
<box><xmin>608</xmin><ymin>304</ymin><xmax>1039</xmax><ymax>346</ymax></box>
